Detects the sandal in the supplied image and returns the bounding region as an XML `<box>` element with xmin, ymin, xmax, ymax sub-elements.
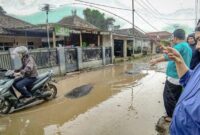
<box><xmin>163</xmin><ymin>116</ymin><xmax>172</xmax><ymax>122</ymax></box>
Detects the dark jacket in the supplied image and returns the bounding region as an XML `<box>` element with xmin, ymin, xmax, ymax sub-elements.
<box><xmin>190</xmin><ymin>50</ymin><xmax>200</xmax><ymax>70</ymax></box>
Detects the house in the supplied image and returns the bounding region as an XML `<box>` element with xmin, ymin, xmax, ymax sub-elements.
<box><xmin>55</xmin><ymin>15</ymin><xmax>102</xmax><ymax>47</ymax></box>
<box><xmin>111</xmin><ymin>28</ymin><xmax>151</xmax><ymax>57</ymax></box>
<box><xmin>146</xmin><ymin>31</ymin><xmax>172</xmax><ymax>41</ymax></box>
<box><xmin>0</xmin><ymin>13</ymin><xmax>45</xmax><ymax>50</ymax></box>
<box><xmin>0</xmin><ymin>12</ymin><xmax>152</xmax><ymax>59</ymax></box>
<box><xmin>21</xmin><ymin>14</ymin><xmax>108</xmax><ymax>48</ymax></box>
<box><xmin>146</xmin><ymin>31</ymin><xmax>172</xmax><ymax>53</ymax></box>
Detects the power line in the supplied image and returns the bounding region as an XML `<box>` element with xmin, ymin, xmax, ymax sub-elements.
<box><xmin>76</xmin><ymin>0</ymin><xmax>195</xmax><ymax>21</ymax></box>
<box><xmin>74</xmin><ymin>0</ymin><xmax>159</xmax><ymax>31</ymax></box>
<box><xmin>75</xmin><ymin>0</ymin><xmax>194</xmax><ymax>32</ymax></box>
<box><xmin>136</xmin><ymin>10</ymin><xmax>168</xmax><ymax>27</ymax></box>
<box><xmin>135</xmin><ymin>0</ymin><xmax>168</xmax><ymax>26</ymax></box>
<box><xmin>137</xmin><ymin>0</ymin><xmax>160</xmax><ymax>16</ymax></box>
<box><xmin>70</xmin><ymin>2</ymin><xmax>147</xmax><ymax>33</ymax></box>
<box><xmin>136</xmin><ymin>0</ymin><xmax>195</xmax><ymax>21</ymax></box>
<box><xmin>143</xmin><ymin>0</ymin><xmax>163</xmax><ymax>16</ymax></box>
<box><xmin>75</xmin><ymin>0</ymin><xmax>132</xmax><ymax>11</ymax></box>
<box><xmin>134</xmin><ymin>0</ymin><xmax>171</xmax><ymax>29</ymax></box>
<box><xmin>135</xmin><ymin>11</ymin><xmax>159</xmax><ymax>31</ymax></box>
<box><xmin>65</xmin><ymin>1</ymin><xmax>193</xmax><ymax>31</ymax></box>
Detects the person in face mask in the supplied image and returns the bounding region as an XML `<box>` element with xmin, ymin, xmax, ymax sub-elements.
<box><xmin>187</xmin><ymin>33</ymin><xmax>200</xmax><ymax>70</ymax></box>
<box><xmin>187</xmin><ymin>33</ymin><xmax>196</xmax><ymax>53</ymax></box>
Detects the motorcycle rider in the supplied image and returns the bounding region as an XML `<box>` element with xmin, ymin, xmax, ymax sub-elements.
<box><xmin>13</xmin><ymin>46</ymin><xmax>38</xmax><ymax>100</ymax></box>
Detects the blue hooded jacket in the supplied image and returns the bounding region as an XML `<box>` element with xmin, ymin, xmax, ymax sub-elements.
<box><xmin>170</xmin><ymin>64</ymin><xmax>200</xmax><ymax>135</ymax></box>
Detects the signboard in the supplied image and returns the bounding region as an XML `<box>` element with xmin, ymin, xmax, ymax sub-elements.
<box><xmin>55</xmin><ymin>25</ymin><xmax>70</xmax><ymax>36</ymax></box>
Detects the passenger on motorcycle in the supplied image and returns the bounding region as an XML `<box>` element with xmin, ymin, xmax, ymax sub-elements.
<box><xmin>13</xmin><ymin>46</ymin><xmax>38</xmax><ymax>100</ymax></box>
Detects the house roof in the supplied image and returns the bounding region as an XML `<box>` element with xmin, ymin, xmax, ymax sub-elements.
<box><xmin>146</xmin><ymin>31</ymin><xmax>172</xmax><ymax>41</ymax></box>
<box><xmin>114</xmin><ymin>28</ymin><xmax>149</xmax><ymax>39</ymax></box>
<box><xmin>0</xmin><ymin>14</ymin><xmax>32</xmax><ymax>29</ymax></box>
<box><xmin>146</xmin><ymin>31</ymin><xmax>171</xmax><ymax>36</ymax></box>
<box><xmin>58</xmin><ymin>15</ymin><xmax>99</xmax><ymax>31</ymax></box>
<box><xmin>0</xmin><ymin>14</ymin><xmax>33</xmax><ymax>35</ymax></box>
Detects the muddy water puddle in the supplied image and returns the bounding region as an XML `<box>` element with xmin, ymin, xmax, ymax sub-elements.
<box><xmin>0</xmin><ymin>61</ymin><xmax>165</xmax><ymax>135</ymax></box>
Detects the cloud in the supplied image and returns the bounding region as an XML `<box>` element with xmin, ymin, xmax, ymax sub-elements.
<box><xmin>0</xmin><ymin>0</ymin><xmax>71</xmax><ymax>15</ymax></box>
<box><xmin>0</xmin><ymin>0</ymin><xmax>196</xmax><ymax>32</ymax></box>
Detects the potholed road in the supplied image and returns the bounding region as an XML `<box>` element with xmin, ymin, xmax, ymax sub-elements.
<box><xmin>0</xmin><ymin>59</ymin><xmax>166</xmax><ymax>135</ymax></box>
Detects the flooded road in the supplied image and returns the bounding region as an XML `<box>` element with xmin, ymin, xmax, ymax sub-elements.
<box><xmin>0</xmin><ymin>58</ymin><xmax>166</xmax><ymax>135</ymax></box>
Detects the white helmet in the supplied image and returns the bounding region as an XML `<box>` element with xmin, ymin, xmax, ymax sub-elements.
<box><xmin>13</xmin><ymin>46</ymin><xmax>29</xmax><ymax>57</ymax></box>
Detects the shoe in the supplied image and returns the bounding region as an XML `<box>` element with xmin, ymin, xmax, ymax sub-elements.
<box><xmin>155</xmin><ymin>116</ymin><xmax>170</xmax><ymax>134</ymax></box>
<box><xmin>22</xmin><ymin>96</ymin><xmax>33</xmax><ymax>103</ymax></box>
<box><xmin>163</xmin><ymin>116</ymin><xmax>172</xmax><ymax>122</ymax></box>
<box><xmin>18</xmin><ymin>95</ymin><xmax>26</xmax><ymax>99</ymax></box>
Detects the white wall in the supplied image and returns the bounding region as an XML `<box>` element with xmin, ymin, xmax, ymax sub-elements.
<box><xmin>102</xmin><ymin>35</ymin><xmax>112</xmax><ymax>47</ymax></box>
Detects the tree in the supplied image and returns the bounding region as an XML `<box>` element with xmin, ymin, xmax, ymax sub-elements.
<box><xmin>0</xmin><ymin>6</ymin><xmax>6</xmax><ymax>14</ymax></box>
<box><xmin>83</xmin><ymin>8</ymin><xmax>118</xmax><ymax>30</ymax></box>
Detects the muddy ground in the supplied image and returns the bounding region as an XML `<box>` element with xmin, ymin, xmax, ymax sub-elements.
<box><xmin>0</xmin><ymin>56</ymin><xmax>168</xmax><ymax>135</ymax></box>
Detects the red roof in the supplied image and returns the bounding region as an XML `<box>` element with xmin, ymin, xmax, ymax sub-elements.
<box><xmin>146</xmin><ymin>31</ymin><xmax>172</xmax><ymax>41</ymax></box>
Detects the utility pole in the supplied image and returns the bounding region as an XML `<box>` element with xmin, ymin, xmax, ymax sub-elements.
<box><xmin>132</xmin><ymin>0</ymin><xmax>135</xmax><ymax>56</ymax></box>
<box><xmin>41</xmin><ymin>4</ymin><xmax>51</xmax><ymax>48</ymax></box>
<box><xmin>195</xmin><ymin>0</ymin><xmax>198</xmax><ymax>26</ymax></box>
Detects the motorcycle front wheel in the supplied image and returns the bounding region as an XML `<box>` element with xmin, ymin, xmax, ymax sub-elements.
<box><xmin>0</xmin><ymin>99</ymin><xmax>11</xmax><ymax>114</ymax></box>
<box><xmin>43</xmin><ymin>83</ymin><xmax>57</xmax><ymax>101</ymax></box>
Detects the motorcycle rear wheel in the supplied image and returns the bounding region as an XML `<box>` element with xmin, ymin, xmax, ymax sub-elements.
<box><xmin>0</xmin><ymin>99</ymin><xmax>11</xmax><ymax>114</ymax></box>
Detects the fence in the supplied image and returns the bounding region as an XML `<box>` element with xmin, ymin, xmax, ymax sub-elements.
<box><xmin>82</xmin><ymin>47</ymin><xmax>102</xmax><ymax>62</ymax></box>
<box><xmin>30</xmin><ymin>49</ymin><xmax>59</xmax><ymax>69</ymax></box>
<box><xmin>0</xmin><ymin>51</ymin><xmax>12</xmax><ymax>69</ymax></box>
<box><xmin>0</xmin><ymin>47</ymin><xmax>113</xmax><ymax>75</ymax></box>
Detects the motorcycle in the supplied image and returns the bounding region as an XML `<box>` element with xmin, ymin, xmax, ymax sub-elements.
<box><xmin>0</xmin><ymin>69</ymin><xmax>57</xmax><ymax>114</ymax></box>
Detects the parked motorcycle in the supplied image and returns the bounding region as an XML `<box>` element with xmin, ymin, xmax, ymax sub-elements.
<box><xmin>0</xmin><ymin>69</ymin><xmax>57</xmax><ymax>114</ymax></box>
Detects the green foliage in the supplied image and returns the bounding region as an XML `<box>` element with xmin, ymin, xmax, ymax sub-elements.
<box><xmin>83</xmin><ymin>8</ymin><xmax>117</xmax><ymax>30</ymax></box>
<box><xmin>82</xmin><ymin>42</ymin><xmax>87</xmax><ymax>47</ymax></box>
<box><xmin>160</xmin><ymin>40</ymin><xmax>170</xmax><ymax>46</ymax></box>
<box><xmin>163</xmin><ymin>24</ymin><xmax>193</xmax><ymax>35</ymax></box>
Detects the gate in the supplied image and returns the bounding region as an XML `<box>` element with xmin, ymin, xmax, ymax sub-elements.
<box><xmin>64</xmin><ymin>48</ymin><xmax>78</xmax><ymax>72</ymax></box>
<box><xmin>0</xmin><ymin>51</ymin><xmax>12</xmax><ymax>70</ymax></box>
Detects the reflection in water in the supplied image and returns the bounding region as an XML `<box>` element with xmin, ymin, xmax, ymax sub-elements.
<box><xmin>0</xmin><ymin>61</ymin><xmax>155</xmax><ymax>135</ymax></box>
<box><xmin>0</xmin><ymin>117</ymin><xmax>11</xmax><ymax>133</ymax></box>
<box><xmin>19</xmin><ymin>118</ymin><xmax>31</xmax><ymax>135</ymax></box>
<box><xmin>41</xmin><ymin>70</ymin><xmax>163</xmax><ymax>135</ymax></box>
<box><xmin>128</xmin><ymin>87</ymin><xmax>135</xmax><ymax>111</ymax></box>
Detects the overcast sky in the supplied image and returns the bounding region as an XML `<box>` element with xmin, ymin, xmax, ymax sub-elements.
<box><xmin>0</xmin><ymin>0</ymin><xmax>196</xmax><ymax>32</ymax></box>
<box><xmin>0</xmin><ymin>0</ymin><xmax>195</xmax><ymax>14</ymax></box>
